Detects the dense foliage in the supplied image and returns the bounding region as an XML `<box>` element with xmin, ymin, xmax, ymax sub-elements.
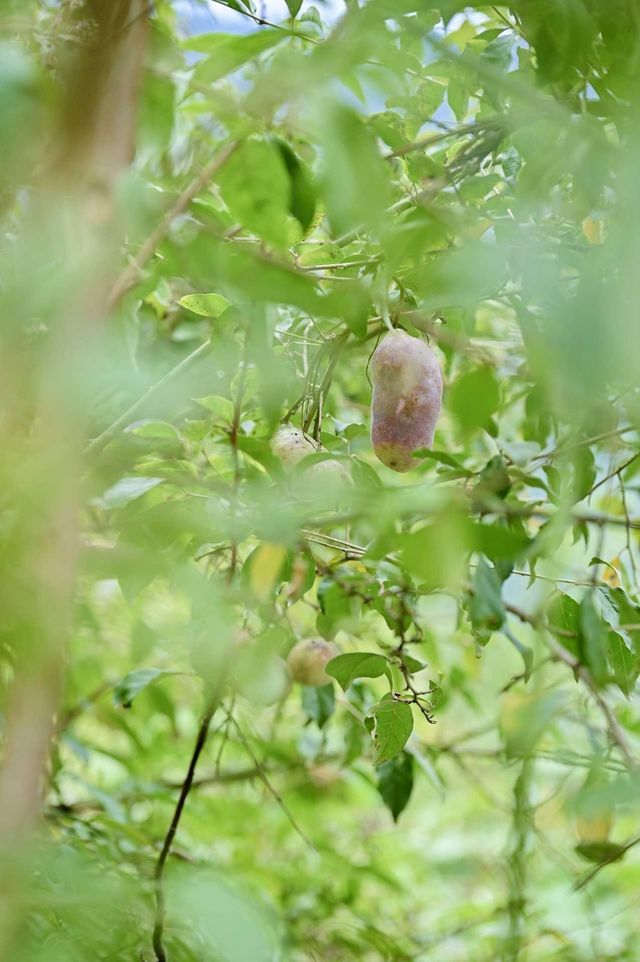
<box><xmin>2</xmin><ymin>1</ymin><xmax>640</xmax><ymax>960</ymax></box>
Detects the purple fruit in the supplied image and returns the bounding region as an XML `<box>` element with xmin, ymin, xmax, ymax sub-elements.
<box><xmin>370</xmin><ymin>329</ymin><xmax>443</xmax><ymax>472</ymax></box>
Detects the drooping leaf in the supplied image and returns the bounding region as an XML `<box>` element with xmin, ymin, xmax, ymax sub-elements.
<box><xmin>301</xmin><ymin>683</ymin><xmax>335</xmax><ymax>729</ymax></box>
<box><xmin>468</xmin><ymin>557</ymin><xmax>505</xmax><ymax>636</ymax></box>
<box><xmin>376</xmin><ymin>751</ymin><xmax>414</xmax><ymax>821</ymax></box>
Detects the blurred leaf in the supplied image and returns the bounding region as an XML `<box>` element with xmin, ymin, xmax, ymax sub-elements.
<box><xmin>376</xmin><ymin>751</ymin><xmax>414</xmax><ymax>821</ymax></box>
<box><xmin>500</xmin><ymin>690</ymin><xmax>565</xmax><ymax>758</ymax></box>
<box><xmin>187</xmin><ymin>30</ymin><xmax>286</xmax><ymax>83</ymax></box>
<box><xmin>301</xmin><ymin>683</ymin><xmax>335</xmax><ymax>728</ymax></box>
<box><xmin>579</xmin><ymin>595</ymin><xmax>609</xmax><ymax>686</ymax></box>
<box><xmin>113</xmin><ymin>668</ymin><xmax>175</xmax><ymax>709</ymax></box>
<box><xmin>98</xmin><ymin>476</ymin><xmax>164</xmax><ymax>509</ymax></box>
<box><xmin>179</xmin><ymin>293</ymin><xmax>232</xmax><ymax>317</ymax></box>
<box><xmin>318</xmin><ymin>101</ymin><xmax>391</xmax><ymax>235</ymax></box>
<box><xmin>218</xmin><ymin>138</ymin><xmax>291</xmax><ymax>247</ymax></box>
<box><xmin>468</xmin><ymin>557</ymin><xmax>505</xmax><ymax>635</ymax></box>
<box><xmin>450</xmin><ymin>367</ymin><xmax>500</xmax><ymax>433</ymax></box>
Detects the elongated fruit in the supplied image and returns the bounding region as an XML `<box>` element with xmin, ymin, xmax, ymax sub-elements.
<box><xmin>370</xmin><ymin>329</ymin><xmax>443</xmax><ymax>472</ymax></box>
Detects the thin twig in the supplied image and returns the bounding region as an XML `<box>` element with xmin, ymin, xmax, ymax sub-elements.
<box><xmin>227</xmin><ymin>713</ymin><xmax>316</xmax><ymax>852</ymax></box>
<box><xmin>84</xmin><ymin>339</ymin><xmax>212</xmax><ymax>456</ymax></box>
<box><xmin>208</xmin><ymin>0</ymin><xmax>319</xmax><ymax>44</ymax></box>
<box><xmin>502</xmin><ymin>601</ymin><xmax>637</xmax><ymax>769</ymax></box>
<box><xmin>584</xmin><ymin>452</ymin><xmax>640</xmax><ymax>500</ymax></box>
<box><xmin>108</xmin><ymin>141</ymin><xmax>239</xmax><ymax>309</ymax></box>
<box><xmin>574</xmin><ymin>833</ymin><xmax>640</xmax><ymax>890</ymax></box>
<box><xmin>530</xmin><ymin>426</ymin><xmax>636</xmax><ymax>464</ymax></box>
<box><xmin>619</xmin><ymin>473</ymin><xmax>639</xmax><ymax>590</ymax></box>
<box><xmin>152</xmin><ymin>693</ymin><xmax>221</xmax><ymax>962</ymax></box>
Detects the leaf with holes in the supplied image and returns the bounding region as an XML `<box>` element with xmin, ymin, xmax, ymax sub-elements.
<box><xmin>369</xmin><ymin>697</ymin><xmax>414</xmax><ymax>765</ymax></box>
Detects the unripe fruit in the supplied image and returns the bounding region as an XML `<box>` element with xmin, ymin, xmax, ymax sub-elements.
<box><xmin>271</xmin><ymin>425</ymin><xmax>350</xmax><ymax>483</ymax></box>
<box><xmin>239</xmin><ymin>655</ymin><xmax>293</xmax><ymax>707</ymax></box>
<box><xmin>370</xmin><ymin>329</ymin><xmax>443</xmax><ymax>472</ymax></box>
<box><xmin>286</xmin><ymin>638</ymin><xmax>339</xmax><ymax>686</ymax></box>
<box><xmin>271</xmin><ymin>424</ymin><xmax>317</xmax><ymax>466</ymax></box>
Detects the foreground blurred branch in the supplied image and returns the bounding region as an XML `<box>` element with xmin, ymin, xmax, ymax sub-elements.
<box><xmin>0</xmin><ymin>0</ymin><xmax>149</xmax><ymax>854</ymax></box>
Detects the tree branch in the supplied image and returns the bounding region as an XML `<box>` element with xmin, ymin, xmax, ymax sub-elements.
<box><xmin>107</xmin><ymin>141</ymin><xmax>240</xmax><ymax>309</ymax></box>
<box><xmin>152</xmin><ymin>694</ymin><xmax>221</xmax><ymax>962</ymax></box>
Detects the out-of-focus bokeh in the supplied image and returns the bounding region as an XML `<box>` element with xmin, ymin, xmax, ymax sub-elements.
<box><xmin>1</xmin><ymin>1</ymin><xmax>640</xmax><ymax>960</ymax></box>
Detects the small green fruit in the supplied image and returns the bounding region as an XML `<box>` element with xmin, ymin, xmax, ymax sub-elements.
<box><xmin>286</xmin><ymin>638</ymin><xmax>339</xmax><ymax>686</ymax></box>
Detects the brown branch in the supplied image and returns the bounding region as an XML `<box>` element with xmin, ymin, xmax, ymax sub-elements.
<box><xmin>152</xmin><ymin>694</ymin><xmax>221</xmax><ymax>962</ymax></box>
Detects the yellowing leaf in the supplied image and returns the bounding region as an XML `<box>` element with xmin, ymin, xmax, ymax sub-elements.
<box><xmin>249</xmin><ymin>543</ymin><xmax>287</xmax><ymax>600</ymax></box>
<box><xmin>582</xmin><ymin>216</ymin><xmax>604</xmax><ymax>245</ymax></box>
<box><xmin>602</xmin><ymin>556</ymin><xmax>621</xmax><ymax>588</ymax></box>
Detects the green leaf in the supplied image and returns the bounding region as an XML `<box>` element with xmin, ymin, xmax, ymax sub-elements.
<box><xmin>606</xmin><ymin>631</ymin><xmax>637</xmax><ymax>696</ymax></box>
<box><xmin>179</xmin><ymin>293</ymin><xmax>232</xmax><ymax>317</ymax></box>
<box><xmin>575</xmin><ymin>841</ymin><xmax>626</xmax><ymax>864</ymax></box>
<box><xmin>318</xmin><ymin>101</ymin><xmax>391</xmax><ymax>235</ymax></box>
<box><xmin>412</xmin><ymin>449</ymin><xmax>473</xmax><ymax>474</ymax></box>
<box><xmin>326</xmin><ymin>652</ymin><xmax>388</xmax><ymax>691</ymax></box>
<box><xmin>401</xmin><ymin>654</ymin><xmax>427</xmax><ymax>674</ymax></box>
<box><xmin>113</xmin><ymin>668</ymin><xmax>174</xmax><ymax>708</ymax></box>
<box><xmin>579</xmin><ymin>595</ymin><xmax>609</xmax><ymax>686</ymax></box>
<box><xmin>301</xmin><ymin>683</ymin><xmax>335</xmax><ymax>729</ymax></box>
<box><xmin>376</xmin><ymin>751</ymin><xmax>414</xmax><ymax>821</ymax></box>
<box><xmin>125</xmin><ymin>420</ymin><xmax>181</xmax><ymax>440</ymax></box>
<box><xmin>450</xmin><ymin>367</ymin><xmax>500</xmax><ymax>433</ymax></box>
<box><xmin>370</xmin><ymin>698</ymin><xmax>414</xmax><ymax>765</ymax></box>
<box><xmin>501</xmin><ymin>690</ymin><xmax>565</xmax><ymax>758</ymax></box>
<box><xmin>603</xmin><ymin>587</ymin><xmax>640</xmax><ymax>657</ymax></box>
<box><xmin>218</xmin><ymin>138</ymin><xmax>291</xmax><ymax>248</ymax></box>
<box><xmin>274</xmin><ymin>140</ymin><xmax>317</xmax><ymax>232</ymax></box>
<box><xmin>284</xmin><ymin>0</ymin><xmax>303</xmax><ymax>17</ymax></box>
<box><xmin>468</xmin><ymin>558</ymin><xmax>505</xmax><ymax>634</ymax></box>
<box><xmin>548</xmin><ymin>593</ymin><xmax>581</xmax><ymax>659</ymax></box>
<box><xmin>187</xmin><ymin>30</ymin><xmax>286</xmax><ymax>84</ymax></box>
<box><xmin>98</xmin><ymin>476</ymin><xmax>164</xmax><ymax>509</ymax></box>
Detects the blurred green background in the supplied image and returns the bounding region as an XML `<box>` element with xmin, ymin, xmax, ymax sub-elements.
<box><xmin>1</xmin><ymin>1</ymin><xmax>640</xmax><ymax>960</ymax></box>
